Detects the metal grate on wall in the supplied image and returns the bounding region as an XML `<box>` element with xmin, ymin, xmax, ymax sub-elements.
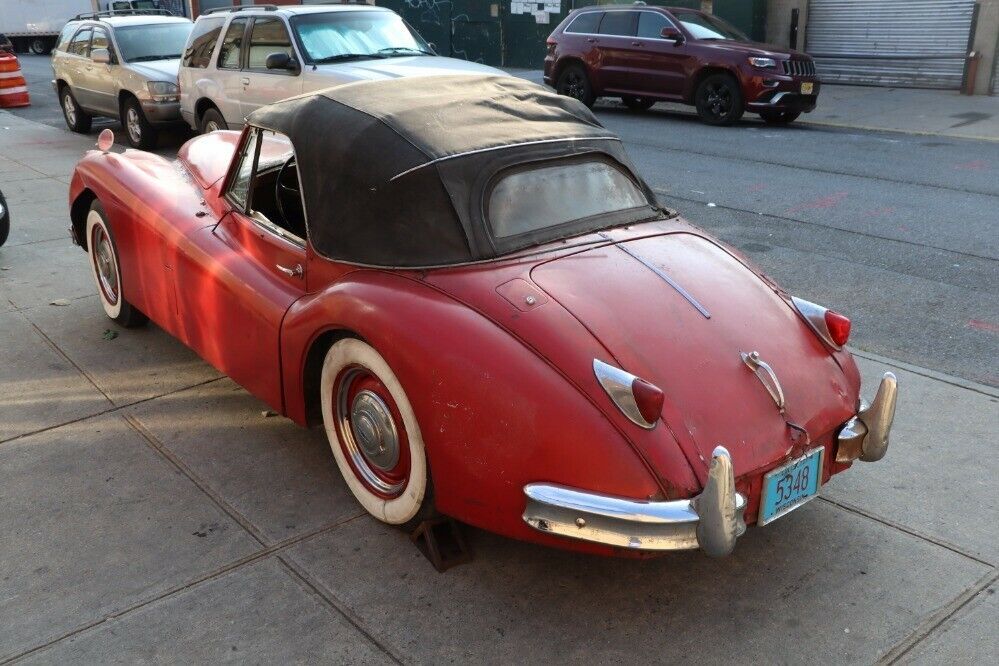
<box><xmin>806</xmin><ymin>0</ymin><xmax>976</xmax><ymax>90</ymax></box>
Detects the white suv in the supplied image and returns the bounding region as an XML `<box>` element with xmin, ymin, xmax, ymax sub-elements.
<box><xmin>179</xmin><ymin>4</ymin><xmax>502</xmax><ymax>133</ymax></box>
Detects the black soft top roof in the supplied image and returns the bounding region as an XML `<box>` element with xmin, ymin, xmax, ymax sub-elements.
<box><xmin>248</xmin><ymin>74</ymin><xmax>656</xmax><ymax>267</ymax></box>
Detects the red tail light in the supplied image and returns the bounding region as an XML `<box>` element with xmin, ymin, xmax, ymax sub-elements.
<box><xmin>824</xmin><ymin>310</ymin><xmax>851</xmax><ymax>347</ymax></box>
<box><xmin>631</xmin><ymin>378</ymin><xmax>665</xmax><ymax>424</ymax></box>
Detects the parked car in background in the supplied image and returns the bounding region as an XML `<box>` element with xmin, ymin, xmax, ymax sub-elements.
<box><xmin>51</xmin><ymin>10</ymin><xmax>192</xmax><ymax>148</ymax></box>
<box><xmin>0</xmin><ymin>34</ymin><xmax>14</xmax><ymax>54</ymax></box>
<box><xmin>545</xmin><ymin>5</ymin><xmax>819</xmax><ymax>125</ymax></box>
<box><xmin>67</xmin><ymin>75</ymin><xmax>897</xmax><ymax>558</ymax></box>
<box><xmin>179</xmin><ymin>4</ymin><xmax>502</xmax><ymax>134</ymax></box>
<box><xmin>0</xmin><ymin>188</ymin><xmax>9</xmax><ymax>247</ymax></box>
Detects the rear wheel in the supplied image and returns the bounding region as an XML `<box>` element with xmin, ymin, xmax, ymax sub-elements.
<box><xmin>622</xmin><ymin>96</ymin><xmax>656</xmax><ymax>112</ymax></box>
<box><xmin>694</xmin><ymin>73</ymin><xmax>744</xmax><ymax>126</ymax></box>
<box><xmin>320</xmin><ymin>338</ymin><xmax>433</xmax><ymax>530</ymax></box>
<box><xmin>199</xmin><ymin>107</ymin><xmax>227</xmax><ymax>134</ymax></box>
<box><xmin>85</xmin><ymin>201</ymin><xmax>148</xmax><ymax>328</ymax></box>
<box><xmin>556</xmin><ymin>64</ymin><xmax>595</xmax><ymax>108</ymax></box>
<box><xmin>122</xmin><ymin>96</ymin><xmax>158</xmax><ymax>150</ymax></box>
<box><xmin>61</xmin><ymin>87</ymin><xmax>92</xmax><ymax>134</ymax></box>
<box><xmin>29</xmin><ymin>38</ymin><xmax>50</xmax><ymax>55</ymax></box>
<box><xmin>759</xmin><ymin>109</ymin><xmax>801</xmax><ymax>125</ymax></box>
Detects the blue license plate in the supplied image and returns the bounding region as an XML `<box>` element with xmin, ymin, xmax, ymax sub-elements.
<box><xmin>759</xmin><ymin>447</ymin><xmax>824</xmax><ymax>525</ymax></box>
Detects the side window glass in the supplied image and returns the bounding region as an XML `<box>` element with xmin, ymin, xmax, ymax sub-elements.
<box><xmin>566</xmin><ymin>12</ymin><xmax>602</xmax><ymax>34</ymax></box>
<box><xmin>247</xmin><ymin>18</ymin><xmax>293</xmax><ymax>70</ymax></box>
<box><xmin>57</xmin><ymin>23</ymin><xmax>78</xmax><ymax>51</ymax></box>
<box><xmin>598</xmin><ymin>11</ymin><xmax>637</xmax><ymax>37</ymax></box>
<box><xmin>183</xmin><ymin>17</ymin><xmax>225</xmax><ymax>69</ymax></box>
<box><xmin>637</xmin><ymin>12</ymin><xmax>671</xmax><ymax>39</ymax></box>
<box><xmin>91</xmin><ymin>28</ymin><xmax>111</xmax><ymax>58</ymax></box>
<box><xmin>228</xmin><ymin>129</ymin><xmax>259</xmax><ymax>211</ymax></box>
<box><xmin>68</xmin><ymin>28</ymin><xmax>93</xmax><ymax>57</ymax></box>
<box><xmin>218</xmin><ymin>18</ymin><xmax>248</xmax><ymax>70</ymax></box>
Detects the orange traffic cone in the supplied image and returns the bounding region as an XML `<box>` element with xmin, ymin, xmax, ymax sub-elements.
<box><xmin>0</xmin><ymin>54</ymin><xmax>30</xmax><ymax>108</ymax></box>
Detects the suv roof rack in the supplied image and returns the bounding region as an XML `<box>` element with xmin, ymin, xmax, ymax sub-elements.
<box><xmin>203</xmin><ymin>4</ymin><xmax>278</xmax><ymax>15</ymax></box>
<box><xmin>72</xmin><ymin>8</ymin><xmax>175</xmax><ymax>20</ymax></box>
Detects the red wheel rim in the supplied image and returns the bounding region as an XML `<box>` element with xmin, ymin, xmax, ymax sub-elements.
<box><xmin>91</xmin><ymin>223</ymin><xmax>119</xmax><ymax>305</ymax></box>
<box><xmin>333</xmin><ymin>365</ymin><xmax>411</xmax><ymax>499</ymax></box>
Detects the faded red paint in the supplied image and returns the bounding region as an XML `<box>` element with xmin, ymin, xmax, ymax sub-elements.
<box><xmin>67</xmin><ymin>130</ymin><xmax>864</xmax><ymax>556</ymax></box>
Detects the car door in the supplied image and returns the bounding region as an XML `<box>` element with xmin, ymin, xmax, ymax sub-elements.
<box><xmin>592</xmin><ymin>10</ymin><xmax>638</xmax><ymax>93</ymax></box>
<box><xmin>62</xmin><ymin>27</ymin><xmax>94</xmax><ymax>109</ymax></box>
<box><xmin>630</xmin><ymin>11</ymin><xmax>688</xmax><ymax>97</ymax></box>
<box><xmin>80</xmin><ymin>26</ymin><xmax>118</xmax><ymax>115</ymax></box>
<box><xmin>175</xmin><ymin>127</ymin><xmax>307</xmax><ymax>412</ymax></box>
<box><xmin>215</xmin><ymin>16</ymin><xmax>250</xmax><ymax>128</ymax></box>
<box><xmin>238</xmin><ymin>17</ymin><xmax>302</xmax><ymax>120</ymax></box>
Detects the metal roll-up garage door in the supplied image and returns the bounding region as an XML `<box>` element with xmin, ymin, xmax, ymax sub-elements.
<box><xmin>807</xmin><ymin>0</ymin><xmax>976</xmax><ymax>89</ymax></box>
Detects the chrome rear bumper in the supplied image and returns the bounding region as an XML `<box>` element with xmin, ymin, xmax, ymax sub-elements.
<box><xmin>836</xmin><ymin>372</ymin><xmax>898</xmax><ymax>463</ymax></box>
<box><xmin>523</xmin><ymin>446</ymin><xmax>746</xmax><ymax>557</ymax></box>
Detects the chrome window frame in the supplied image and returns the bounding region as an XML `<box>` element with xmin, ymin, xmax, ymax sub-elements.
<box><xmin>562</xmin><ymin>8</ymin><xmax>682</xmax><ymax>43</ymax></box>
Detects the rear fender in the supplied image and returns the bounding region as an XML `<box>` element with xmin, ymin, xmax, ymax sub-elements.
<box><xmin>280</xmin><ymin>271</ymin><xmax>665</xmax><ymax>547</ymax></box>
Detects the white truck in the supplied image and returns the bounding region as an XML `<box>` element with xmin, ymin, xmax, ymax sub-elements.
<box><xmin>0</xmin><ymin>1</ymin><xmax>97</xmax><ymax>54</ymax></box>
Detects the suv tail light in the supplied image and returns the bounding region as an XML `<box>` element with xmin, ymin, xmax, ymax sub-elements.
<box><xmin>593</xmin><ymin>359</ymin><xmax>664</xmax><ymax>429</ymax></box>
<box><xmin>791</xmin><ymin>296</ymin><xmax>851</xmax><ymax>349</ymax></box>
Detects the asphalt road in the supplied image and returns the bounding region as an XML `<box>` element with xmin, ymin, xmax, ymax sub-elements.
<box><xmin>7</xmin><ymin>54</ymin><xmax>999</xmax><ymax>387</ymax></box>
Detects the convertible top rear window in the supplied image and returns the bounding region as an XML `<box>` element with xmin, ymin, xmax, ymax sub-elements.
<box><xmin>488</xmin><ymin>160</ymin><xmax>649</xmax><ymax>239</ymax></box>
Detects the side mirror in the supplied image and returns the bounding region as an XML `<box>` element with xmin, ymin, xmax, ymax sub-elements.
<box><xmin>265</xmin><ymin>52</ymin><xmax>299</xmax><ymax>72</ymax></box>
<box><xmin>661</xmin><ymin>27</ymin><xmax>684</xmax><ymax>44</ymax></box>
<box><xmin>91</xmin><ymin>48</ymin><xmax>111</xmax><ymax>65</ymax></box>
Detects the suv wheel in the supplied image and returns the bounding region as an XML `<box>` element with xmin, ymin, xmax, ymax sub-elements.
<box><xmin>556</xmin><ymin>64</ymin><xmax>595</xmax><ymax>108</ymax></box>
<box><xmin>60</xmin><ymin>87</ymin><xmax>92</xmax><ymax>133</ymax></box>
<box><xmin>694</xmin><ymin>73</ymin><xmax>744</xmax><ymax>126</ymax></box>
<box><xmin>759</xmin><ymin>109</ymin><xmax>801</xmax><ymax>125</ymax></box>
<box><xmin>622</xmin><ymin>96</ymin><xmax>656</xmax><ymax>112</ymax></box>
<box><xmin>199</xmin><ymin>108</ymin><xmax>227</xmax><ymax>134</ymax></box>
<box><xmin>122</xmin><ymin>97</ymin><xmax>158</xmax><ymax>150</ymax></box>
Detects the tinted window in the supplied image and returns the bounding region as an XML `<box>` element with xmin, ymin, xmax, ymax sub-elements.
<box><xmin>67</xmin><ymin>28</ymin><xmax>92</xmax><ymax>57</ymax></box>
<box><xmin>637</xmin><ymin>12</ymin><xmax>672</xmax><ymax>39</ymax></box>
<box><xmin>565</xmin><ymin>12</ymin><xmax>601</xmax><ymax>34</ymax></box>
<box><xmin>489</xmin><ymin>160</ymin><xmax>649</xmax><ymax>239</ymax></box>
<box><xmin>115</xmin><ymin>23</ymin><xmax>192</xmax><ymax>62</ymax></box>
<box><xmin>672</xmin><ymin>10</ymin><xmax>747</xmax><ymax>41</ymax></box>
<box><xmin>183</xmin><ymin>17</ymin><xmax>225</xmax><ymax>68</ymax></box>
<box><xmin>598</xmin><ymin>11</ymin><xmax>637</xmax><ymax>37</ymax></box>
<box><xmin>218</xmin><ymin>18</ymin><xmax>248</xmax><ymax>69</ymax></box>
<box><xmin>247</xmin><ymin>17</ymin><xmax>293</xmax><ymax>69</ymax></box>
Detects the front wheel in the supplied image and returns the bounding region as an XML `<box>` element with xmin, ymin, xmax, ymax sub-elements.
<box><xmin>555</xmin><ymin>64</ymin><xmax>595</xmax><ymax>108</ymax></box>
<box><xmin>85</xmin><ymin>201</ymin><xmax>148</xmax><ymax>328</ymax></box>
<box><xmin>122</xmin><ymin>97</ymin><xmax>158</xmax><ymax>150</ymax></box>
<box><xmin>759</xmin><ymin>109</ymin><xmax>801</xmax><ymax>125</ymax></box>
<box><xmin>622</xmin><ymin>96</ymin><xmax>656</xmax><ymax>112</ymax></box>
<box><xmin>694</xmin><ymin>73</ymin><xmax>744</xmax><ymax>126</ymax></box>
<box><xmin>320</xmin><ymin>338</ymin><xmax>433</xmax><ymax>529</ymax></box>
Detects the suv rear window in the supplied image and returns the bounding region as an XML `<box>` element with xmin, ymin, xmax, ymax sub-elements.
<box><xmin>598</xmin><ymin>11</ymin><xmax>637</xmax><ymax>37</ymax></box>
<box><xmin>488</xmin><ymin>160</ymin><xmax>650</xmax><ymax>239</ymax></box>
<box><xmin>183</xmin><ymin>17</ymin><xmax>225</xmax><ymax>68</ymax></box>
<box><xmin>565</xmin><ymin>12</ymin><xmax>601</xmax><ymax>34</ymax></box>
<box><xmin>218</xmin><ymin>18</ymin><xmax>248</xmax><ymax>69</ymax></box>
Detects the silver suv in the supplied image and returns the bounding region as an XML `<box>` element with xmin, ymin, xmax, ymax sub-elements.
<box><xmin>179</xmin><ymin>4</ymin><xmax>501</xmax><ymax>134</ymax></box>
<box><xmin>51</xmin><ymin>10</ymin><xmax>192</xmax><ymax>149</ymax></box>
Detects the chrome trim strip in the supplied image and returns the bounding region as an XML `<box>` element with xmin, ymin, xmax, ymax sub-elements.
<box><xmin>523</xmin><ymin>446</ymin><xmax>747</xmax><ymax>556</ymax></box>
<box><xmin>388</xmin><ymin>136</ymin><xmax>622</xmax><ymax>181</ymax></box>
<box><xmin>592</xmin><ymin>359</ymin><xmax>656</xmax><ymax>429</ymax></box>
<box><xmin>605</xmin><ymin>235</ymin><xmax>711</xmax><ymax>319</ymax></box>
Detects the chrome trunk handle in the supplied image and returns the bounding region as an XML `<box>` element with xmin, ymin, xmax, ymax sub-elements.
<box><xmin>741</xmin><ymin>351</ymin><xmax>786</xmax><ymax>414</ymax></box>
<box><xmin>276</xmin><ymin>263</ymin><xmax>303</xmax><ymax>278</ymax></box>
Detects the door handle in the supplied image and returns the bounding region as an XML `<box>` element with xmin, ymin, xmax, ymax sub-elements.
<box><xmin>241</xmin><ymin>77</ymin><xmax>250</xmax><ymax>85</ymax></box>
<box><xmin>586</xmin><ymin>38</ymin><xmax>597</xmax><ymax>43</ymax></box>
<box><xmin>276</xmin><ymin>263</ymin><xmax>303</xmax><ymax>278</ymax></box>
<box><xmin>631</xmin><ymin>41</ymin><xmax>643</xmax><ymax>46</ymax></box>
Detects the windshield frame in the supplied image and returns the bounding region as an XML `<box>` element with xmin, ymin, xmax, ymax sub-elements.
<box><xmin>113</xmin><ymin>21</ymin><xmax>192</xmax><ymax>63</ymax></box>
<box><xmin>289</xmin><ymin>10</ymin><xmax>432</xmax><ymax>65</ymax></box>
<box><xmin>670</xmin><ymin>10</ymin><xmax>748</xmax><ymax>42</ymax></box>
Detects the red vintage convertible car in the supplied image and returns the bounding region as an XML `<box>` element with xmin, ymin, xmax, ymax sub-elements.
<box><xmin>68</xmin><ymin>75</ymin><xmax>897</xmax><ymax>557</ymax></box>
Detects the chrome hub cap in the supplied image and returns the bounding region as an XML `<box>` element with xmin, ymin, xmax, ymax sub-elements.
<box><xmin>334</xmin><ymin>367</ymin><xmax>409</xmax><ymax>498</ymax></box>
<box><xmin>126</xmin><ymin>107</ymin><xmax>141</xmax><ymax>144</ymax></box>
<box><xmin>92</xmin><ymin>225</ymin><xmax>118</xmax><ymax>304</ymax></box>
<box><xmin>63</xmin><ymin>94</ymin><xmax>76</xmax><ymax>126</ymax></box>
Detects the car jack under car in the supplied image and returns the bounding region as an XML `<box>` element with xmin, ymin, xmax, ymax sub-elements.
<box><xmin>522</xmin><ymin>372</ymin><xmax>899</xmax><ymax>557</ymax></box>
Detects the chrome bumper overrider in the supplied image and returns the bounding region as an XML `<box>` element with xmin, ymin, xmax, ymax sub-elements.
<box><xmin>523</xmin><ymin>446</ymin><xmax>747</xmax><ymax>557</ymax></box>
<box><xmin>836</xmin><ymin>372</ymin><xmax>898</xmax><ymax>463</ymax></box>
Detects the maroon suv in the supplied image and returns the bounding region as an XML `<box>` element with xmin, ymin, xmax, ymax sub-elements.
<box><xmin>544</xmin><ymin>6</ymin><xmax>819</xmax><ymax>126</ymax></box>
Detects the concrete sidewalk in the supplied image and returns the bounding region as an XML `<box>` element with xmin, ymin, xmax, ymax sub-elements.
<box><xmin>1</xmin><ymin>110</ymin><xmax>997</xmax><ymax>663</ymax></box>
<box><xmin>508</xmin><ymin>69</ymin><xmax>999</xmax><ymax>140</ymax></box>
